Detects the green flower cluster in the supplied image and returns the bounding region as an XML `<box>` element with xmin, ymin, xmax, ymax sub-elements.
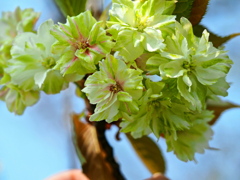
<box><xmin>0</xmin><ymin>7</ymin><xmax>40</xmax><ymax>114</ymax></box>
<box><xmin>0</xmin><ymin>0</ymin><xmax>233</xmax><ymax>161</ymax></box>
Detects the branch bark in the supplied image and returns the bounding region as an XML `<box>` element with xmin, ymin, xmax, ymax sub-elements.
<box><xmin>95</xmin><ymin>121</ymin><xmax>126</xmax><ymax>180</ymax></box>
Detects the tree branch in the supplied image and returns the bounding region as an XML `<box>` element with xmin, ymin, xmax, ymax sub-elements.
<box><xmin>95</xmin><ymin>121</ymin><xmax>126</xmax><ymax>180</ymax></box>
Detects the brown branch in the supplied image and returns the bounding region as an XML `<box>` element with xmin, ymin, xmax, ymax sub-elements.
<box><xmin>95</xmin><ymin>121</ymin><xmax>126</xmax><ymax>180</ymax></box>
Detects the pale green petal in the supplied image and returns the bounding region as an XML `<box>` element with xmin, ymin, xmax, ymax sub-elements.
<box><xmin>150</xmin><ymin>14</ymin><xmax>175</xmax><ymax>29</ymax></box>
<box><xmin>90</xmin><ymin>100</ymin><xmax>121</xmax><ymax>122</ymax></box>
<box><xmin>120</xmin><ymin>113</ymin><xmax>151</xmax><ymax>138</ymax></box>
<box><xmin>182</xmin><ymin>74</ymin><xmax>192</xmax><ymax>87</ymax></box>
<box><xmin>195</xmin><ymin>66</ymin><xmax>227</xmax><ymax>85</ymax></box>
<box><xmin>34</xmin><ymin>70</ymin><xmax>48</xmax><ymax>88</ymax></box>
<box><xmin>140</xmin><ymin>0</ymin><xmax>175</xmax><ymax>17</ymax></box>
<box><xmin>117</xmin><ymin>91</ymin><xmax>132</xmax><ymax>102</ymax></box>
<box><xmin>68</xmin><ymin>10</ymin><xmax>97</xmax><ymax>38</ymax></box>
<box><xmin>207</xmin><ymin>77</ymin><xmax>229</xmax><ymax>97</ymax></box>
<box><xmin>166</xmin><ymin>111</ymin><xmax>214</xmax><ymax>161</ymax></box>
<box><xmin>177</xmin><ymin>76</ymin><xmax>206</xmax><ymax>111</ymax></box>
<box><xmin>143</xmin><ymin>28</ymin><xmax>165</xmax><ymax>52</ymax></box>
<box><xmin>163</xmin><ymin>60</ymin><xmax>186</xmax><ymax>78</ymax></box>
<box><xmin>41</xmin><ymin>70</ymin><xmax>67</xmax><ymax>94</ymax></box>
<box><xmin>121</xmin><ymin>101</ymin><xmax>139</xmax><ymax>114</ymax></box>
<box><xmin>113</xmin><ymin>30</ymin><xmax>144</xmax><ymax>62</ymax></box>
<box><xmin>176</xmin><ymin>18</ymin><xmax>195</xmax><ymax>46</ymax></box>
<box><xmin>110</xmin><ymin>2</ymin><xmax>135</xmax><ymax>27</ymax></box>
<box><xmin>4</xmin><ymin>85</ymin><xmax>39</xmax><ymax>115</ymax></box>
<box><xmin>146</xmin><ymin>54</ymin><xmax>169</xmax><ymax>75</ymax></box>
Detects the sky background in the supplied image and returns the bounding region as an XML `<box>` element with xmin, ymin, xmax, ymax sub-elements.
<box><xmin>0</xmin><ymin>0</ymin><xmax>240</xmax><ymax>180</ymax></box>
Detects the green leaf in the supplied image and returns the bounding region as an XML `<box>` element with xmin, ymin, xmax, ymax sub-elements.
<box><xmin>54</xmin><ymin>0</ymin><xmax>88</xmax><ymax>17</ymax></box>
<box><xmin>193</xmin><ymin>25</ymin><xmax>240</xmax><ymax>47</ymax></box>
<box><xmin>173</xmin><ymin>0</ymin><xmax>210</xmax><ymax>25</ymax></box>
<box><xmin>173</xmin><ymin>0</ymin><xmax>195</xmax><ymax>21</ymax></box>
<box><xmin>189</xmin><ymin>0</ymin><xmax>210</xmax><ymax>26</ymax></box>
<box><xmin>126</xmin><ymin>134</ymin><xmax>166</xmax><ymax>174</ymax></box>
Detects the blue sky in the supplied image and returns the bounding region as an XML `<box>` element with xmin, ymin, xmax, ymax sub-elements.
<box><xmin>1</xmin><ymin>0</ymin><xmax>240</xmax><ymax>180</ymax></box>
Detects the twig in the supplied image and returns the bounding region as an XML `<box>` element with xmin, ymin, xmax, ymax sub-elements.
<box><xmin>95</xmin><ymin>121</ymin><xmax>126</xmax><ymax>180</ymax></box>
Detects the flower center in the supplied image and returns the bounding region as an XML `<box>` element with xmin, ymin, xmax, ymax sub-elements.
<box><xmin>75</xmin><ymin>40</ymin><xmax>89</xmax><ymax>50</ymax></box>
<box><xmin>109</xmin><ymin>82</ymin><xmax>123</xmax><ymax>93</ymax></box>
<box><xmin>137</xmin><ymin>23</ymin><xmax>146</xmax><ymax>31</ymax></box>
<box><xmin>42</xmin><ymin>57</ymin><xmax>56</xmax><ymax>69</ymax></box>
<box><xmin>135</xmin><ymin>15</ymin><xmax>148</xmax><ymax>32</ymax></box>
<box><xmin>149</xmin><ymin>100</ymin><xmax>161</xmax><ymax>108</ymax></box>
<box><xmin>182</xmin><ymin>61</ymin><xmax>195</xmax><ymax>71</ymax></box>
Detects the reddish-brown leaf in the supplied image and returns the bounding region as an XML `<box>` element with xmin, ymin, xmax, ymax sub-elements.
<box><xmin>193</xmin><ymin>24</ymin><xmax>240</xmax><ymax>47</ymax></box>
<box><xmin>209</xmin><ymin>33</ymin><xmax>240</xmax><ymax>48</ymax></box>
<box><xmin>72</xmin><ymin>114</ymin><xmax>115</xmax><ymax>180</ymax></box>
<box><xmin>87</xmin><ymin>0</ymin><xmax>104</xmax><ymax>19</ymax></box>
<box><xmin>189</xmin><ymin>0</ymin><xmax>210</xmax><ymax>26</ymax></box>
<box><xmin>173</xmin><ymin>0</ymin><xmax>195</xmax><ymax>21</ymax></box>
<box><xmin>207</xmin><ymin>101</ymin><xmax>240</xmax><ymax>125</ymax></box>
<box><xmin>127</xmin><ymin>134</ymin><xmax>166</xmax><ymax>174</ymax></box>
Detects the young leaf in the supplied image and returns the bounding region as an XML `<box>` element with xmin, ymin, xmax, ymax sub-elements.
<box><xmin>87</xmin><ymin>0</ymin><xmax>104</xmax><ymax>19</ymax></box>
<box><xmin>193</xmin><ymin>25</ymin><xmax>240</xmax><ymax>47</ymax></box>
<box><xmin>99</xmin><ymin>2</ymin><xmax>112</xmax><ymax>22</ymax></box>
<box><xmin>54</xmin><ymin>0</ymin><xmax>88</xmax><ymax>17</ymax></box>
<box><xmin>126</xmin><ymin>134</ymin><xmax>166</xmax><ymax>174</ymax></box>
<box><xmin>72</xmin><ymin>114</ymin><xmax>115</xmax><ymax>180</ymax></box>
<box><xmin>173</xmin><ymin>0</ymin><xmax>195</xmax><ymax>21</ymax></box>
<box><xmin>72</xmin><ymin>114</ymin><xmax>87</xmax><ymax>165</ymax></box>
<box><xmin>207</xmin><ymin>100</ymin><xmax>240</xmax><ymax>125</ymax></box>
<box><xmin>209</xmin><ymin>33</ymin><xmax>240</xmax><ymax>48</ymax></box>
<box><xmin>189</xmin><ymin>0</ymin><xmax>210</xmax><ymax>26</ymax></box>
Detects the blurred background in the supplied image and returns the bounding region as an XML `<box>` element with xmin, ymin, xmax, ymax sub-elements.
<box><xmin>0</xmin><ymin>0</ymin><xmax>240</xmax><ymax>179</ymax></box>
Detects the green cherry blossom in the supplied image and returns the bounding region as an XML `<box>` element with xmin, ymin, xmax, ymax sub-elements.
<box><xmin>0</xmin><ymin>7</ymin><xmax>40</xmax><ymax>114</ymax></box>
<box><xmin>0</xmin><ymin>84</ymin><xmax>39</xmax><ymax>115</ymax></box>
<box><xmin>107</xmin><ymin>0</ymin><xmax>176</xmax><ymax>62</ymax></box>
<box><xmin>7</xmin><ymin>20</ymin><xmax>69</xmax><ymax>94</ymax></box>
<box><xmin>0</xmin><ymin>3</ymin><xmax>235</xmax><ymax>162</ymax></box>
<box><xmin>0</xmin><ymin>7</ymin><xmax>40</xmax><ymax>77</ymax></box>
<box><xmin>166</xmin><ymin>110</ymin><xmax>214</xmax><ymax>162</ymax></box>
<box><xmin>82</xmin><ymin>54</ymin><xmax>143</xmax><ymax>122</ymax></box>
<box><xmin>121</xmin><ymin>79</ymin><xmax>190</xmax><ymax>139</ymax></box>
<box><xmin>147</xmin><ymin>18</ymin><xmax>232</xmax><ymax>110</ymax></box>
<box><xmin>51</xmin><ymin>11</ymin><xmax>114</xmax><ymax>75</ymax></box>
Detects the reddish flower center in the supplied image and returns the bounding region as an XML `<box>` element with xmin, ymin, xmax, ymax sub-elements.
<box><xmin>109</xmin><ymin>82</ymin><xmax>123</xmax><ymax>93</ymax></box>
<box><xmin>75</xmin><ymin>40</ymin><xmax>89</xmax><ymax>50</ymax></box>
